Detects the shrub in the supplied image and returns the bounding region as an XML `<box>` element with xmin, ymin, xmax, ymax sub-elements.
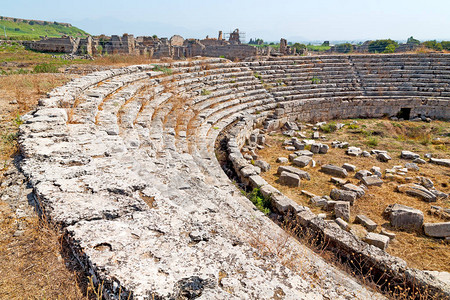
<box><xmin>33</xmin><ymin>63</ymin><xmax>59</xmax><ymax>73</ymax></box>
<box><xmin>347</xmin><ymin>124</ymin><xmax>359</xmax><ymax>130</ymax></box>
<box><xmin>201</xmin><ymin>89</ymin><xmax>211</xmax><ymax>96</ymax></box>
<box><xmin>422</xmin><ymin>40</ymin><xmax>443</xmax><ymax>51</ymax></box>
<box><xmin>152</xmin><ymin>64</ymin><xmax>172</xmax><ymax>75</ymax></box>
<box><xmin>441</xmin><ymin>41</ymin><xmax>450</xmax><ymax>51</ymax></box>
<box><xmin>248</xmin><ymin>188</ymin><xmax>271</xmax><ymax>215</ymax></box>
<box><xmin>384</xmin><ymin>44</ymin><xmax>396</xmax><ymax>53</ymax></box>
<box><xmin>253</xmin><ymin>72</ymin><xmax>261</xmax><ymax>80</ymax></box>
<box><xmin>311</xmin><ymin>76</ymin><xmax>321</xmax><ymax>84</ymax></box>
<box><xmin>368</xmin><ymin>39</ymin><xmax>398</xmax><ymax>53</ymax></box>
<box><xmin>321</xmin><ymin>123</ymin><xmax>337</xmax><ymax>133</ymax></box>
<box><xmin>335</xmin><ymin>43</ymin><xmax>353</xmax><ymax>53</ymax></box>
<box><xmin>366</xmin><ymin>136</ymin><xmax>379</xmax><ymax>146</ymax></box>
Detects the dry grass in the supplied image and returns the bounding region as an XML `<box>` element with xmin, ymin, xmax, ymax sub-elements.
<box><xmin>256</xmin><ymin>119</ymin><xmax>450</xmax><ymax>272</ymax></box>
<box><xmin>0</xmin><ymin>202</ymin><xmax>86</xmax><ymax>299</ymax></box>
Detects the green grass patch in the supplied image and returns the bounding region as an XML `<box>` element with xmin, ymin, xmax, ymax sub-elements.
<box><xmin>321</xmin><ymin>122</ymin><xmax>337</xmax><ymax>133</ymax></box>
<box><xmin>33</xmin><ymin>63</ymin><xmax>59</xmax><ymax>73</ymax></box>
<box><xmin>366</xmin><ymin>136</ymin><xmax>379</xmax><ymax>147</ymax></box>
<box><xmin>201</xmin><ymin>89</ymin><xmax>211</xmax><ymax>96</ymax></box>
<box><xmin>0</xmin><ymin>19</ymin><xmax>88</xmax><ymax>40</ymax></box>
<box><xmin>152</xmin><ymin>64</ymin><xmax>173</xmax><ymax>75</ymax></box>
<box><xmin>247</xmin><ymin>188</ymin><xmax>271</xmax><ymax>215</ymax></box>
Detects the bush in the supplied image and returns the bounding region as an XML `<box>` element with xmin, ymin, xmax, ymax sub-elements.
<box><xmin>33</xmin><ymin>63</ymin><xmax>59</xmax><ymax>73</ymax></box>
<box><xmin>321</xmin><ymin>123</ymin><xmax>337</xmax><ymax>133</ymax></box>
<box><xmin>201</xmin><ymin>89</ymin><xmax>211</xmax><ymax>96</ymax></box>
<box><xmin>152</xmin><ymin>64</ymin><xmax>172</xmax><ymax>75</ymax></box>
<box><xmin>335</xmin><ymin>43</ymin><xmax>353</xmax><ymax>53</ymax></box>
<box><xmin>248</xmin><ymin>188</ymin><xmax>271</xmax><ymax>215</ymax></box>
<box><xmin>422</xmin><ymin>40</ymin><xmax>443</xmax><ymax>51</ymax></box>
<box><xmin>441</xmin><ymin>41</ymin><xmax>450</xmax><ymax>51</ymax></box>
<box><xmin>368</xmin><ymin>39</ymin><xmax>398</xmax><ymax>53</ymax></box>
<box><xmin>292</xmin><ymin>43</ymin><xmax>307</xmax><ymax>53</ymax></box>
<box><xmin>366</xmin><ymin>136</ymin><xmax>379</xmax><ymax>146</ymax></box>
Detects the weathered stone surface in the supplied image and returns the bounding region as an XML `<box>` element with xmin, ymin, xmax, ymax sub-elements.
<box><xmin>405</xmin><ymin>163</ymin><xmax>419</xmax><ymax>171</ymax></box>
<box><xmin>293</xmin><ymin>140</ymin><xmax>305</xmax><ymax>150</ymax></box>
<box><xmin>330</xmin><ymin>188</ymin><xmax>357</xmax><ymax>205</ymax></box>
<box><xmin>310</xmin><ymin>196</ymin><xmax>327</xmax><ymax>207</ymax></box>
<box><xmin>401</xmin><ymin>151</ymin><xmax>420</xmax><ymax>160</ymax></box>
<box><xmin>423</xmin><ymin>222</ymin><xmax>450</xmax><ymax>238</ymax></box>
<box><xmin>397</xmin><ymin>184</ymin><xmax>437</xmax><ymax>202</ymax></box>
<box><xmin>320</xmin><ymin>164</ymin><xmax>348</xmax><ymax>178</ymax></box>
<box><xmin>355</xmin><ymin>215</ymin><xmax>377</xmax><ymax>231</ymax></box>
<box><xmin>331</xmin><ymin>177</ymin><xmax>348</xmax><ymax>185</ymax></box>
<box><xmin>361</xmin><ymin>175</ymin><xmax>383</xmax><ymax>187</ymax></box>
<box><xmin>365</xmin><ymin>233</ymin><xmax>390</xmax><ymax>250</ymax></box>
<box><xmin>430</xmin><ymin>158</ymin><xmax>450</xmax><ymax>167</ymax></box>
<box><xmin>380</xmin><ymin>229</ymin><xmax>396</xmax><ymax>240</ymax></box>
<box><xmin>279</xmin><ymin>171</ymin><xmax>300</xmax><ymax>187</ymax></box>
<box><xmin>293</xmin><ymin>156</ymin><xmax>312</xmax><ymax>168</ymax></box>
<box><xmin>334</xmin><ymin>201</ymin><xmax>350</xmax><ymax>222</ymax></box>
<box><xmin>346</xmin><ymin>146</ymin><xmax>362</xmax><ymax>157</ymax></box>
<box><xmin>277</xmin><ymin>166</ymin><xmax>311</xmax><ymax>180</ymax></box>
<box><xmin>254</xmin><ymin>160</ymin><xmax>270</xmax><ymax>172</ymax></box>
<box><xmin>342</xmin><ymin>183</ymin><xmax>365</xmax><ymax>198</ymax></box>
<box><xmin>413</xmin><ymin>158</ymin><xmax>426</xmax><ymax>164</ymax></box>
<box><xmin>355</xmin><ymin>170</ymin><xmax>372</xmax><ymax>180</ymax></box>
<box><xmin>342</xmin><ymin>163</ymin><xmax>356</xmax><ymax>172</ymax></box>
<box><xmin>335</xmin><ymin>218</ymin><xmax>349</xmax><ymax>230</ymax></box>
<box><xmin>377</xmin><ymin>152</ymin><xmax>392</xmax><ymax>162</ymax></box>
<box><xmin>384</xmin><ymin>204</ymin><xmax>424</xmax><ymax>230</ymax></box>
<box><xmin>276</xmin><ymin>157</ymin><xmax>288</xmax><ymax>164</ymax></box>
<box><xmin>295</xmin><ymin>150</ymin><xmax>313</xmax><ymax>157</ymax></box>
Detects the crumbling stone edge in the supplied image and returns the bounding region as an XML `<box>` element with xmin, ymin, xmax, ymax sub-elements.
<box><xmin>224</xmin><ymin>114</ymin><xmax>450</xmax><ymax>298</ymax></box>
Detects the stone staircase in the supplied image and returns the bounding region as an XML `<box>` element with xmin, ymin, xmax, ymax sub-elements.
<box><xmin>17</xmin><ymin>54</ymin><xmax>450</xmax><ymax>299</ymax></box>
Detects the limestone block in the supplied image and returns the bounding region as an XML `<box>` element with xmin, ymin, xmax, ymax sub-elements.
<box><xmin>279</xmin><ymin>171</ymin><xmax>300</xmax><ymax>187</ymax></box>
<box><xmin>355</xmin><ymin>215</ymin><xmax>377</xmax><ymax>232</ymax></box>
<box><xmin>384</xmin><ymin>204</ymin><xmax>424</xmax><ymax>230</ymax></box>
<box><xmin>423</xmin><ymin>222</ymin><xmax>450</xmax><ymax>238</ymax></box>
<box><xmin>365</xmin><ymin>233</ymin><xmax>389</xmax><ymax>250</ymax></box>
<box><xmin>320</xmin><ymin>164</ymin><xmax>348</xmax><ymax>178</ymax></box>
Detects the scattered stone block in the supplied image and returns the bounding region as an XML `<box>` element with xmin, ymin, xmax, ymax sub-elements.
<box><xmin>334</xmin><ymin>201</ymin><xmax>350</xmax><ymax>222</ymax></box>
<box><xmin>423</xmin><ymin>222</ymin><xmax>450</xmax><ymax>238</ymax></box>
<box><xmin>342</xmin><ymin>163</ymin><xmax>356</xmax><ymax>172</ymax></box>
<box><xmin>310</xmin><ymin>196</ymin><xmax>327</xmax><ymax>207</ymax></box>
<box><xmin>295</xmin><ymin>150</ymin><xmax>313</xmax><ymax>157</ymax></box>
<box><xmin>331</xmin><ymin>177</ymin><xmax>347</xmax><ymax>186</ymax></box>
<box><xmin>283</xmin><ymin>121</ymin><xmax>298</xmax><ymax>131</ymax></box>
<box><xmin>277</xmin><ymin>166</ymin><xmax>311</xmax><ymax>180</ymax></box>
<box><xmin>397</xmin><ymin>184</ymin><xmax>436</xmax><ymax>202</ymax></box>
<box><xmin>320</xmin><ymin>164</ymin><xmax>348</xmax><ymax>178</ymax></box>
<box><xmin>335</xmin><ymin>218</ymin><xmax>349</xmax><ymax>230</ymax></box>
<box><xmin>342</xmin><ymin>183</ymin><xmax>365</xmax><ymax>198</ymax></box>
<box><xmin>293</xmin><ymin>140</ymin><xmax>305</xmax><ymax>150</ymax></box>
<box><xmin>301</xmin><ymin>190</ymin><xmax>317</xmax><ymax>198</ymax></box>
<box><xmin>380</xmin><ymin>229</ymin><xmax>396</xmax><ymax>240</ymax></box>
<box><xmin>330</xmin><ymin>188</ymin><xmax>357</xmax><ymax>205</ymax></box>
<box><xmin>418</xmin><ymin>177</ymin><xmax>434</xmax><ymax>189</ymax></box>
<box><xmin>413</xmin><ymin>158</ymin><xmax>426</xmax><ymax>164</ymax></box>
<box><xmin>249</xmin><ymin>175</ymin><xmax>268</xmax><ymax>189</ymax></box>
<box><xmin>310</xmin><ymin>143</ymin><xmax>321</xmax><ymax>154</ymax></box>
<box><xmin>355</xmin><ymin>215</ymin><xmax>377</xmax><ymax>231</ymax></box>
<box><xmin>401</xmin><ymin>151</ymin><xmax>420</xmax><ymax>160</ymax></box>
<box><xmin>430</xmin><ymin>158</ymin><xmax>450</xmax><ymax>167</ymax></box>
<box><xmin>361</xmin><ymin>151</ymin><xmax>371</xmax><ymax>157</ymax></box>
<box><xmin>254</xmin><ymin>160</ymin><xmax>270</xmax><ymax>172</ymax></box>
<box><xmin>240</xmin><ymin>165</ymin><xmax>261</xmax><ymax>178</ymax></box>
<box><xmin>347</xmin><ymin>146</ymin><xmax>362</xmax><ymax>157</ymax></box>
<box><xmin>377</xmin><ymin>152</ymin><xmax>392</xmax><ymax>162</ymax></box>
<box><xmin>279</xmin><ymin>171</ymin><xmax>300</xmax><ymax>187</ymax></box>
<box><xmin>365</xmin><ymin>232</ymin><xmax>390</xmax><ymax>250</ymax></box>
<box><xmin>361</xmin><ymin>175</ymin><xmax>383</xmax><ymax>187</ymax></box>
<box><xmin>312</xmin><ymin>131</ymin><xmax>320</xmax><ymax>139</ymax></box>
<box><xmin>288</xmin><ymin>153</ymin><xmax>298</xmax><ymax>161</ymax></box>
<box><xmin>355</xmin><ymin>170</ymin><xmax>372</xmax><ymax>180</ymax></box>
<box><xmin>276</xmin><ymin>157</ymin><xmax>288</xmax><ymax>164</ymax></box>
<box><xmin>293</xmin><ymin>156</ymin><xmax>312</xmax><ymax>168</ymax></box>
<box><xmin>384</xmin><ymin>204</ymin><xmax>424</xmax><ymax>230</ymax></box>
<box><xmin>285</xmin><ymin>146</ymin><xmax>296</xmax><ymax>151</ymax></box>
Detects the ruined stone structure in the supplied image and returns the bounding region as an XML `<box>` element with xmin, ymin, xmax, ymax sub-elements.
<box><xmin>25</xmin><ymin>36</ymin><xmax>79</xmax><ymax>53</ymax></box>
<box><xmin>18</xmin><ymin>54</ymin><xmax>450</xmax><ymax>298</ymax></box>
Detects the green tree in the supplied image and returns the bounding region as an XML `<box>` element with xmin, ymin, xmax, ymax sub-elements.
<box><xmin>384</xmin><ymin>44</ymin><xmax>396</xmax><ymax>53</ymax></box>
<box><xmin>368</xmin><ymin>39</ymin><xmax>398</xmax><ymax>53</ymax></box>
<box><xmin>292</xmin><ymin>42</ymin><xmax>307</xmax><ymax>53</ymax></box>
<box><xmin>422</xmin><ymin>40</ymin><xmax>443</xmax><ymax>51</ymax></box>
<box><xmin>407</xmin><ymin>36</ymin><xmax>420</xmax><ymax>45</ymax></box>
<box><xmin>335</xmin><ymin>43</ymin><xmax>353</xmax><ymax>53</ymax></box>
<box><xmin>322</xmin><ymin>41</ymin><xmax>330</xmax><ymax>47</ymax></box>
<box><xmin>441</xmin><ymin>41</ymin><xmax>450</xmax><ymax>51</ymax></box>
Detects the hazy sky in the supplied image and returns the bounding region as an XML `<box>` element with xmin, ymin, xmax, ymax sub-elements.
<box><xmin>2</xmin><ymin>0</ymin><xmax>450</xmax><ymax>42</ymax></box>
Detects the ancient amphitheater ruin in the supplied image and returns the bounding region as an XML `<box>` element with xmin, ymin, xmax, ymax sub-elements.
<box><xmin>17</xmin><ymin>53</ymin><xmax>450</xmax><ymax>299</ymax></box>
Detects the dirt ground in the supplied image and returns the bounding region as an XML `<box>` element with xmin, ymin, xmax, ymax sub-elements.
<box><xmin>255</xmin><ymin>119</ymin><xmax>450</xmax><ymax>272</ymax></box>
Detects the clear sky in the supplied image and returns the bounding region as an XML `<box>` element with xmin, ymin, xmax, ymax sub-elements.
<box><xmin>2</xmin><ymin>0</ymin><xmax>449</xmax><ymax>42</ymax></box>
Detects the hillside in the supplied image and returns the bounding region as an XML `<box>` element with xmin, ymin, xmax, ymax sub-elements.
<box><xmin>0</xmin><ymin>16</ymin><xmax>89</xmax><ymax>40</ymax></box>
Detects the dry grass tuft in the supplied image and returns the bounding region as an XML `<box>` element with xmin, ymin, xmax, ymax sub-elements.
<box><xmin>0</xmin><ymin>203</ymin><xmax>86</xmax><ymax>299</ymax></box>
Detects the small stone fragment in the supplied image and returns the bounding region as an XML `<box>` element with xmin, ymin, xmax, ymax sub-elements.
<box><xmin>365</xmin><ymin>232</ymin><xmax>390</xmax><ymax>250</ymax></box>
